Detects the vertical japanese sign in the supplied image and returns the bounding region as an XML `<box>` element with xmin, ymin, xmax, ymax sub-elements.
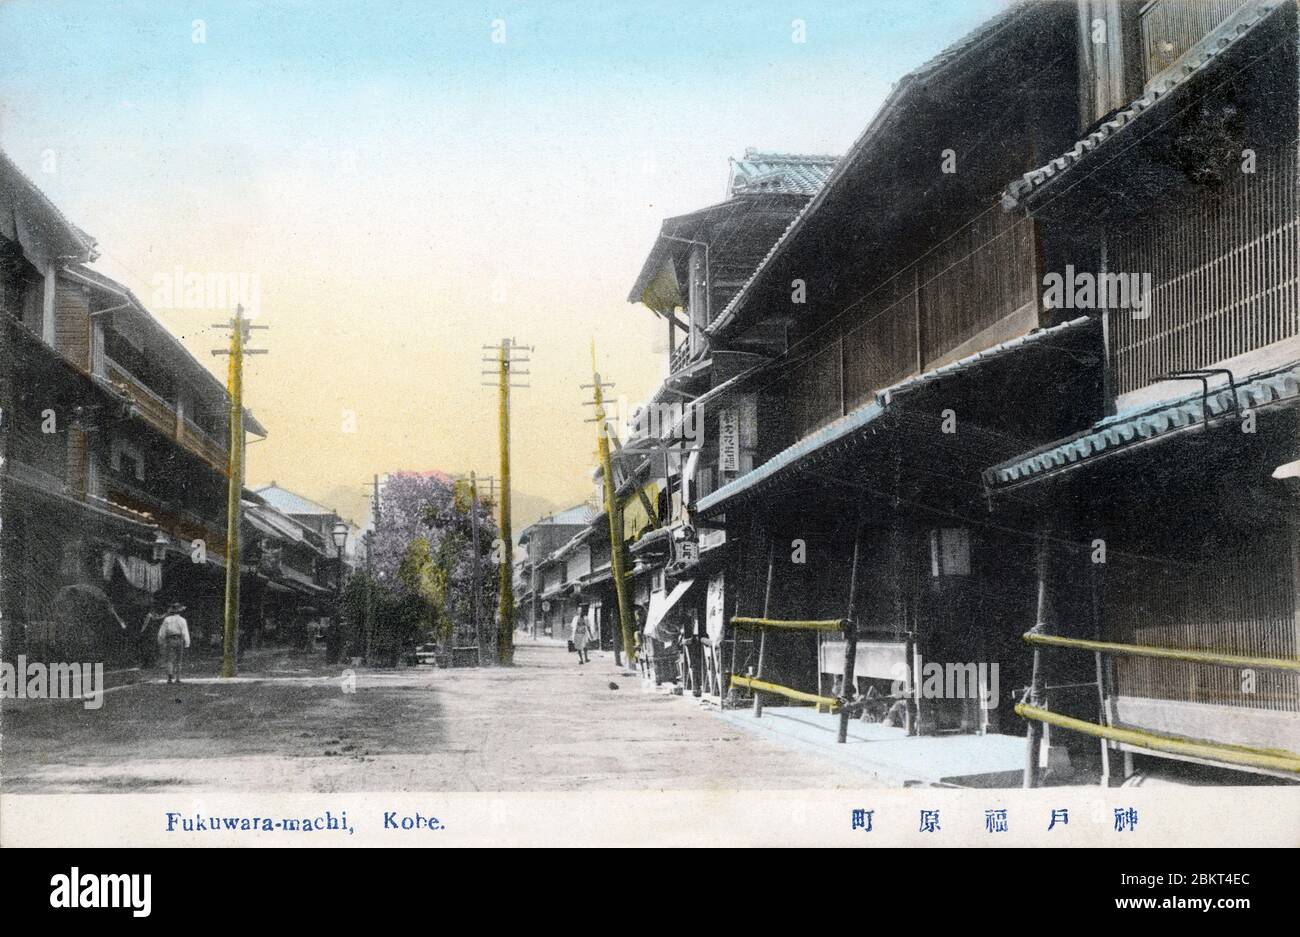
<box><xmin>718</xmin><ymin>408</ymin><xmax>740</xmax><ymax>473</ymax></box>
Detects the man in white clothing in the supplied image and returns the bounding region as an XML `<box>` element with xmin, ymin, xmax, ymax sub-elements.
<box><xmin>157</xmin><ymin>602</ymin><xmax>191</xmax><ymax>684</ymax></box>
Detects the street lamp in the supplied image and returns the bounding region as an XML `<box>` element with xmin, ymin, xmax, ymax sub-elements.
<box><xmin>331</xmin><ymin>521</ymin><xmax>348</xmax><ymax>663</ymax></box>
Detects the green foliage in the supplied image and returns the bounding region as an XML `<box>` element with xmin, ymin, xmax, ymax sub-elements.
<box><xmin>365</xmin><ymin>471</ymin><xmax>501</xmax><ymax>660</ymax></box>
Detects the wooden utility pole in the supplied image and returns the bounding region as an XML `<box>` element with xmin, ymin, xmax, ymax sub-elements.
<box><xmin>468</xmin><ymin>471</ymin><xmax>483</xmax><ymax>659</ymax></box>
<box><xmin>362</xmin><ymin>473</ymin><xmax>381</xmax><ymax>664</ymax></box>
<box><xmin>211</xmin><ymin>304</ymin><xmax>266</xmax><ymax>678</ymax></box>
<box><xmin>586</xmin><ymin>342</ymin><xmax>636</xmax><ymax>666</ymax></box>
<box><xmin>483</xmin><ymin>339</ymin><xmax>530</xmax><ymax>665</ymax></box>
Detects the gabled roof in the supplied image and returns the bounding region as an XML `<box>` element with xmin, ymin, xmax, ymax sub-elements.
<box><xmin>253</xmin><ymin>483</ymin><xmax>339</xmax><ymax>517</ymax></box>
<box><xmin>519</xmin><ymin>503</ymin><xmax>600</xmax><ymax>544</ymax></box>
<box><xmin>706</xmin><ymin>2</ymin><xmax>1036</xmax><ymax>339</ymax></box>
<box><xmin>1002</xmin><ymin>0</ymin><xmax>1285</xmax><ymax>209</ymax></box>
<box><xmin>628</xmin><ymin>149</ymin><xmax>838</xmax><ymax>313</ymax></box>
<box><xmin>539</xmin><ymin>503</ymin><xmax>599</xmax><ymax>527</ymax></box>
<box><xmin>726</xmin><ymin>150</ymin><xmax>838</xmax><ymax>197</ymax></box>
<box><xmin>0</xmin><ymin>146</ymin><xmax>97</xmax><ymax>265</ymax></box>
<box><xmin>243</xmin><ymin>500</ymin><xmax>327</xmax><ymax>554</ymax></box>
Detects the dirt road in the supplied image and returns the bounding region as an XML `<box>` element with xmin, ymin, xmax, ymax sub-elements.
<box><xmin>2</xmin><ymin>642</ymin><xmax>873</xmax><ymax>792</ymax></box>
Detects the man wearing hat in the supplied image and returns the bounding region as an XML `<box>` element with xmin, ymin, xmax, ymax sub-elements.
<box><xmin>157</xmin><ymin>602</ymin><xmax>191</xmax><ymax>684</ymax></box>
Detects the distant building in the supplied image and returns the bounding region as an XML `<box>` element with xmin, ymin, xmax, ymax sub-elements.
<box><xmin>252</xmin><ymin>482</ymin><xmax>354</xmax><ymax>585</ymax></box>
<box><xmin>513</xmin><ymin>504</ymin><xmax>598</xmax><ymax>641</ymax></box>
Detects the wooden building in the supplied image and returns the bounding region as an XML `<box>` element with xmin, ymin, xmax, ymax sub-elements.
<box><xmin>0</xmin><ymin>145</ymin><xmax>264</xmax><ymax>662</ymax></box>
<box><xmin>513</xmin><ymin>503</ymin><xmax>597</xmax><ymax>639</ymax></box>
<box><xmin>621</xmin><ymin>150</ymin><xmax>839</xmax><ymax>693</ymax></box>
<box><xmin>986</xmin><ymin>0</ymin><xmax>1300</xmax><ymax>781</ymax></box>
<box><xmin>681</xmin><ymin>1</ymin><xmax>1101</xmax><ymax>736</ymax></box>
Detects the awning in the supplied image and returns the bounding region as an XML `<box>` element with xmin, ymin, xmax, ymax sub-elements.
<box><xmin>629</xmin><ymin>525</ymin><xmax>671</xmax><ymax>555</ymax></box>
<box><xmin>244</xmin><ymin>509</ymin><xmax>287</xmax><ymax>541</ymax></box>
<box><xmin>644</xmin><ymin>579</ymin><xmax>695</xmax><ymax>640</ymax></box>
<box><xmin>275</xmin><ymin>565</ymin><xmax>331</xmax><ymax>595</ymax></box>
<box><xmin>986</xmin><ymin>360</ymin><xmax>1300</xmax><ymax>490</ymax></box>
<box><xmin>696</xmin><ymin>316</ymin><xmax>1099</xmax><ymax>517</ymax></box>
<box><xmin>101</xmin><ymin>551</ymin><xmax>163</xmax><ymax>594</ymax></box>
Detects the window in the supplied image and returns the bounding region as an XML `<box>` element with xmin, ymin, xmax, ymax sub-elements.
<box><xmin>110</xmin><ymin>437</ymin><xmax>145</xmax><ymax>481</ymax></box>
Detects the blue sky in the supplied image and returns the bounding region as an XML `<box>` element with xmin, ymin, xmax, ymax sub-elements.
<box><xmin>0</xmin><ymin>0</ymin><xmax>1011</xmax><ymax>522</ymax></box>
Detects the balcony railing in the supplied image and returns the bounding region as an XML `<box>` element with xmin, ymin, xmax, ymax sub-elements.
<box><xmin>180</xmin><ymin>417</ymin><xmax>229</xmax><ymax>474</ymax></box>
<box><xmin>105</xmin><ymin>356</ymin><xmax>229</xmax><ymax>473</ymax></box>
<box><xmin>669</xmin><ymin>340</ymin><xmax>692</xmax><ymax>374</ymax></box>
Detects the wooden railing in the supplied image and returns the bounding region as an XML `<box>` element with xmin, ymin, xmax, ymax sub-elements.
<box><xmin>105</xmin><ymin>356</ymin><xmax>228</xmax><ymax>473</ymax></box>
<box><xmin>180</xmin><ymin>417</ymin><xmax>229</xmax><ymax>474</ymax></box>
<box><xmin>669</xmin><ymin>340</ymin><xmax>692</xmax><ymax>374</ymax></box>
<box><xmin>107</xmin><ymin>357</ymin><xmax>173</xmax><ymax>436</ymax></box>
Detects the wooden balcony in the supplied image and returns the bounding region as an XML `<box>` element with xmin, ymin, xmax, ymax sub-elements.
<box><xmin>669</xmin><ymin>340</ymin><xmax>692</xmax><ymax>374</ymax></box>
<box><xmin>105</xmin><ymin>356</ymin><xmax>229</xmax><ymax>474</ymax></box>
<box><xmin>180</xmin><ymin>417</ymin><xmax>229</xmax><ymax>474</ymax></box>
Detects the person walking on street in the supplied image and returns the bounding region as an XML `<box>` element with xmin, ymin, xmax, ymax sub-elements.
<box><xmin>571</xmin><ymin>604</ymin><xmax>592</xmax><ymax>665</ymax></box>
<box><xmin>157</xmin><ymin>602</ymin><xmax>191</xmax><ymax>684</ymax></box>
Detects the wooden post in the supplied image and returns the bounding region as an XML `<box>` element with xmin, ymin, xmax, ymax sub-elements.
<box><xmin>891</xmin><ymin>521</ymin><xmax>917</xmax><ymax>735</ymax></box>
<box><xmin>468</xmin><ymin>472</ymin><xmax>483</xmax><ymax>662</ymax></box>
<box><xmin>1088</xmin><ymin>538</ymin><xmax>1112</xmax><ymax>784</ymax></box>
<box><xmin>753</xmin><ymin>537</ymin><xmax>775</xmax><ymax>718</ymax></box>
<box><xmin>1024</xmin><ymin>530</ymin><xmax>1051</xmax><ymax>788</ymax></box>
<box><xmin>220</xmin><ymin>306</ymin><xmax>245</xmax><ymax>679</ymax></box>
<box><xmin>496</xmin><ymin>339</ymin><xmax>515</xmax><ymax>665</ymax></box>
<box><xmin>837</xmin><ymin>516</ymin><xmax>863</xmax><ymax>743</ymax></box>
<box><xmin>592</xmin><ymin>343</ymin><xmax>636</xmax><ymax>668</ymax></box>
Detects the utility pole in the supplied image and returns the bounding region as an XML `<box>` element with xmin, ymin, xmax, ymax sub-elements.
<box><xmin>584</xmin><ymin>341</ymin><xmax>635</xmax><ymax>668</ymax></box>
<box><xmin>468</xmin><ymin>472</ymin><xmax>482</xmax><ymax>660</ymax></box>
<box><xmin>361</xmin><ymin>473</ymin><xmax>381</xmax><ymax>664</ymax></box>
<box><xmin>457</xmin><ymin>471</ymin><xmax>497</xmax><ymax>660</ymax></box>
<box><xmin>211</xmin><ymin>304</ymin><xmax>267</xmax><ymax>678</ymax></box>
<box><xmin>482</xmin><ymin>339</ymin><xmax>530</xmax><ymax>665</ymax></box>
<box><xmin>454</xmin><ymin>471</ymin><xmax>489</xmax><ymax>662</ymax></box>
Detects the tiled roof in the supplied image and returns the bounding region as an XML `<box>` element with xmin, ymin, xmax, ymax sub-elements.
<box><xmin>726</xmin><ymin>150</ymin><xmax>838</xmax><ymax>197</ymax></box>
<box><xmin>253</xmin><ymin>484</ymin><xmax>339</xmax><ymax>517</ymax></box>
<box><xmin>985</xmin><ymin>360</ymin><xmax>1300</xmax><ymax>488</ymax></box>
<box><xmin>696</xmin><ymin>316</ymin><xmax>1097</xmax><ymax>516</ymax></box>
<box><xmin>537</xmin><ymin>503</ymin><xmax>599</xmax><ymax>527</ymax></box>
<box><xmin>628</xmin><ymin>150</ymin><xmax>838</xmax><ymax>310</ymax></box>
<box><xmin>1002</xmin><ymin>0</ymin><xmax>1284</xmax><ymax>209</ymax></box>
<box><xmin>707</xmin><ymin>3</ymin><xmax>1032</xmax><ymax>339</ymax></box>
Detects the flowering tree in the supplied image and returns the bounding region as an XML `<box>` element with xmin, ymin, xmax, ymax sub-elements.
<box><xmin>367</xmin><ymin>471</ymin><xmax>499</xmax><ymax>659</ymax></box>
